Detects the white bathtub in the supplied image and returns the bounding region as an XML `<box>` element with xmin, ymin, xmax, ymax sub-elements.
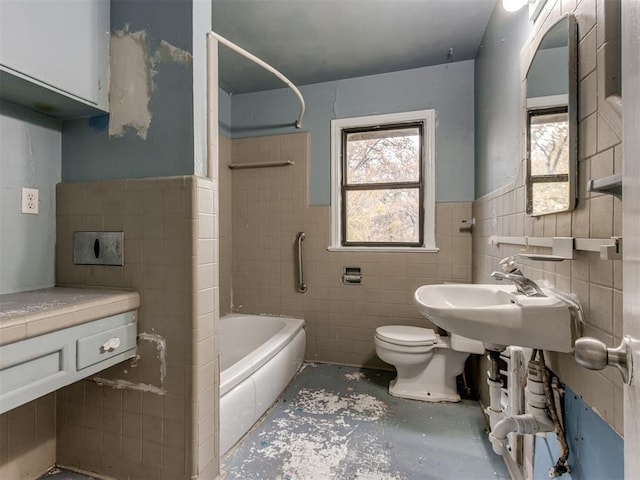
<box><xmin>219</xmin><ymin>313</ymin><xmax>305</xmax><ymax>455</ymax></box>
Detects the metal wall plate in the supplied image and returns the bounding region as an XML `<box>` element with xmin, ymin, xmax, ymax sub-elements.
<box><xmin>73</xmin><ymin>232</ymin><xmax>124</xmax><ymax>266</ymax></box>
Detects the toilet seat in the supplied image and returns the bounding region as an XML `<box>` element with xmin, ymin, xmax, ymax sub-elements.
<box><xmin>375</xmin><ymin>326</ymin><xmax>438</xmax><ymax>347</ymax></box>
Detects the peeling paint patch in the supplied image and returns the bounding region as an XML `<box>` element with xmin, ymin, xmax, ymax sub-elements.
<box><xmin>109</xmin><ymin>28</ymin><xmax>153</xmax><ymax>140</ymax></box>
<box><xmin>108</xmin><ymin>28</ymin><xmax>192</xmax><ymax>141</ymax></box>
<box><xmin>248</xmin><ymin>389</ymin><xmax>400</xmax><ymax>480</ymax></box>
<box><xmin>290</xmin><ymin>388</ymin><xmax>387</xmax><ymax>421</ymax></box>
<box><xmin>260</xmin><ymin>416</ymin><xmax>351</xmax><ymax>478</ymax></box>
<box><xmin>224</xmin><ymin>364</ymin><xmax>511</xmax><ymax>480</ymax></box>
<box><xmin>345</xmin><ymin>371</ymin><xmax>366</xmax><ymax>381</ymax></box>
<box><xmin>138</xmin><ymin>332</ymin><xmax>167</xmax><ymax>383</ymax></box>
<box><xmin>91</xmin><ymin>332</ymin><xmax>167</xmax><ymax>395</ymax></box>
<box><xmin>156</xmin><ymin>40</ymin><xmax>192</xmax><ymax>64</ymax></box>
<box><xmin>92</xmin><ymin>377</ymin><xmax>166</xmax><ymax>395</ymax></box>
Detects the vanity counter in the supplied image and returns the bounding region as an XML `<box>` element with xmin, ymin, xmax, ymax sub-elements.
<box><xmin>0</xmin><ymin>287</ymin><xmax>140</xmax><ymax>346</ymax></box>
<box><xmin>0</xmin><ymin>287</ymin><xmax>140</xmax><ymax>414</ymax></box>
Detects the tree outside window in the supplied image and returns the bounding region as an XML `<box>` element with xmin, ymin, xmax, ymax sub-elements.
<box><xmin>342</xmin><ymin>125</ymin><xmax>423</xmax><ymax>246</ymax></box>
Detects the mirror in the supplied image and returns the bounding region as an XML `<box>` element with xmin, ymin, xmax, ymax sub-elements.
<box><xmin>525</xmin><ymin>15</ymin><xmax>577</xmax><ymax>216</ymax></box>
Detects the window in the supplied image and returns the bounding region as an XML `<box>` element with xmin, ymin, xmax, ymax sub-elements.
<box><xmin>330</xmin><ymin>110</ymin><xmax>436</xmax><ymax>251</ymax></box>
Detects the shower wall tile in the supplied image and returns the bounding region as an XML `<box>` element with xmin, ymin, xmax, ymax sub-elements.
<box><xmin>49</xmin><ymin>176</ymin><xmax>219</xmax><ymax>480</ymax></box>
<box><xmin>226</xmin><ymin>132</ymin><xmax>473</xmax><ymax>368</ymax></box>
<box><xmin>219</xmin><ymin>135</ymin><xmax>233</xmax><ymax>315</ymax></box>
<box><xmin>472</xmin><ymin>0</ymin><xmax>622</xmax><ymax>436</ymax></box>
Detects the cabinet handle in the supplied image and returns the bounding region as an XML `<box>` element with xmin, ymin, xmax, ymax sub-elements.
<box><xmin>102</xmin><ymin>337</ymin><xmax>121</xmax><ymax>352</ymax></box>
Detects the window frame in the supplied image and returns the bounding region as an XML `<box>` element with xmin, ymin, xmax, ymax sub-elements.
<box><xmin>330</xmin><ymin>109</ymin><xmax>437</xmax><ymax>252</ymax></box>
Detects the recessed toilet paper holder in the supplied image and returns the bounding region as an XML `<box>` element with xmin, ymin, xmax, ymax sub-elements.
<box><xmin>342</xmin><ymin>267</ymin><xmax>362</xmax><ymax>285</ymax></box>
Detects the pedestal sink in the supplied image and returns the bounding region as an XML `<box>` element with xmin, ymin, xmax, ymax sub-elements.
<box><xmin>414</xmin><ymin>284</ymin><xmax>574</xmax><ymax>352</ymax></box>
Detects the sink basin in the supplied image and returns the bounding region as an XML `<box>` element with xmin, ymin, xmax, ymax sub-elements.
<box><xmin>414</xmin><ymin>284</ymin><xmax>574</xmax><ymax>352</ymax></box>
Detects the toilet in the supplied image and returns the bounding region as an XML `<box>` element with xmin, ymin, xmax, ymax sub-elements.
<box><xmin>374</xmin><ymin>325</ymin><xmax>485</xmax><ymax>402</ymax></box>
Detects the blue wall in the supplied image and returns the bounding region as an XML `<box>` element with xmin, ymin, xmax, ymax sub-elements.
<box><xmin>62</xmin><ymin>0</ymin><xmax>195</xmax><ymax>182</ymax></box>
<box><xmin>230</xmin><ymin>61</ymin><xmax>476</xmax><ymax>206</ymax></box>
<box><xmin>533</xmin><ymin>386</ymin><xmax>623</xmax><ymax>480</ymax></box>
<box><xmin>474</xmin><ymin>4</ymin><xmax>532</xmax><ymax>198</ymax></box>
<box><xmin>0</xmin><ymin>101</ymin><xmax>61</xmax><ymax>294</ymax></box>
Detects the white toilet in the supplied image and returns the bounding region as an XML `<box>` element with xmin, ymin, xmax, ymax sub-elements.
<box><xmin>374</xmin><ymin>325</ymin><xmax>485</xmax><ymax>402</ymax></box>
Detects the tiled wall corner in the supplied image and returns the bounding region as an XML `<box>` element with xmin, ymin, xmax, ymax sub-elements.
<box><xmin>472</xmin><ymin>0</ymin><xmax>623</xmax><ymax>435</ymax></box>
<box><xmin>224</xmin><ymin>132</ymin><xmax>474</xmax><ymax>367</ymax></box>
<box><xmin>53</xmin><ymin>176</ymin><xmax>208</xmax><ymax>479</ymax></box>
<box><xmin>193</xmin><ymin>177</ymin><xmax>220</xmax><ymax>478</ymax></box>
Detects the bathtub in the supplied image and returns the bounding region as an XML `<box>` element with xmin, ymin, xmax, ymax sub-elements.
<box><xmin>219</xmin><ymin>313</ymin><xmax>305</xmax><ymax>455</ymax></box>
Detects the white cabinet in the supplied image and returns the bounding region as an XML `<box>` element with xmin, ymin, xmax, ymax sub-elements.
<box><xmin>0</xmin><ymin>0</ymin><xmax>110</xmax><ymax>118</ymax></box>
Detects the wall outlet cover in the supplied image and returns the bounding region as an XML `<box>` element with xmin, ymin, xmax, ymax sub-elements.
<box><xmin>21</xmin><ymin>187</ymin><xmax>39</xmax><ymax>214</ymax></box>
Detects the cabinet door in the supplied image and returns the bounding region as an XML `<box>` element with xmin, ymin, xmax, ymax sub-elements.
<box><xmin>0</xmin><ymin>0</ymin><xmax>109</xmax><ymax>111</ymax></box>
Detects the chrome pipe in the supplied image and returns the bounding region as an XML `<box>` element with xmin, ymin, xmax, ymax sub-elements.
<box><xmin>296</xmin><ymin>231</ymin><xmax>307</xmax><ymax>293</ymax></box>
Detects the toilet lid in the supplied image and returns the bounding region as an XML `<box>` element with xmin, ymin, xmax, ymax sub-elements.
<box><xmin>375</xmin><ymin>326</ymin><xmax>437</xmax><ymax>346</ymax></box>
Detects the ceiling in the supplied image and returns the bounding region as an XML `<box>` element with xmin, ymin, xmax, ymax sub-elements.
<box><xmin>212</xmin><ymin>0</ymin><xmax>497</xmax><ymax>94</ymax></box>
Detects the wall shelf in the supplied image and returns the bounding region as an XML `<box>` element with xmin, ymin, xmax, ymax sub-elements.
<box><xmin>488</xmin><ymin>235</ymin><xmax>622</xmax><ymax>260</ymax></box>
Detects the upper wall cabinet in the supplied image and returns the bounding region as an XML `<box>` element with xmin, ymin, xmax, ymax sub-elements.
<box><xmin>0</xmin><ymin>0</ymin><xmax>109</xmax><ymax>119</ymax></box>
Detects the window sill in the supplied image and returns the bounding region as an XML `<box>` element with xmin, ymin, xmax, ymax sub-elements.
<box><xmin>326</xmin><ymin>246</ymin><xmax>439</xmax><ymax>253</ymax></box>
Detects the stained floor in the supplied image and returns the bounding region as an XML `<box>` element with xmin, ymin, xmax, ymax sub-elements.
<box><xmin>223</xmin><ymin>363</ymin><xmax>510</xmax><ymax>480</ymax></box>
<box><xmin>37</xmin><ymin>468</ymin><xmax>98</xmax><ymax>480</ymax></box>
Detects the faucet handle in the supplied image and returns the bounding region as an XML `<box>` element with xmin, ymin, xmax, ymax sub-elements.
<box><xmin>498</xmin><ymin>255</ymin><xmax>518</xmax><ymax>273</ymax></box>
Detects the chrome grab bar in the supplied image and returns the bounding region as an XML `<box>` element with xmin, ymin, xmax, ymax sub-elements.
<box><xmin>296</xmin><ymin>231</ymin><xmax>307</xmax><ymax>293</ymax></box>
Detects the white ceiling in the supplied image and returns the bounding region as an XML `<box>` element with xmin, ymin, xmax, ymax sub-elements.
<box><xmin>212</xmin><ymin>0</ymin><xmax>497</xmax><ymax>94</ymax></box>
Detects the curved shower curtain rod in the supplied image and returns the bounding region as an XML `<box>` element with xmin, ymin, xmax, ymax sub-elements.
<box><xmin>207</xmin><ymin>31</ymin><xmax>306</xmax><ymax>129</ymax></box>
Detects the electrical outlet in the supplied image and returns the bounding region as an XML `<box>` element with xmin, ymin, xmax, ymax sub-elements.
<box><xmin>21</xmin><ymin>187</ymin><xmax>39</xmax><ymax>214</ymax></box>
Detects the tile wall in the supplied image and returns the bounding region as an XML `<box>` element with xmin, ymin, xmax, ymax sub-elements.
<box><xmin>194</xmin><ymin>177</ymin><xmax>220</xmax><ymax>479</ymax></box>
<box><xmin>218</xmin><ymin>135</ymin><xmax>233</xmax><ymax>317</ymax></box>
<box><xmin>220</xmin><ymin>132</ymin><xmax>474</xmax><ymax>367</ymax></box>
<box><xmin>472</xmin><ymin>0</ymin><xmax>623</xmax><ymax>435</ymax></box>
<box><xmin>0</xmin><ymin>394</ymin><xmax>55</xmax><ymax>479</ymax></box>
<box><xmin>50</xmin><ymin>176</ymin><xmax>219</xmax><ymax>479</ymax></box>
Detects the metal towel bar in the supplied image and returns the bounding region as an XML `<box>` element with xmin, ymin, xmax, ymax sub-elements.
<box><xmin>296</xmin><ymin>232</ymin><xmax>307</xmax><ymax>293</ymax></box>
<box><xmin>488</xmin><ymin>235</ymin><xmax>622</xmax><ymax>260</ymax></box>
<box><xmin>228</xmin><ymin>160</ymin><xmax>294</xmax><ymax>170</ymax></box>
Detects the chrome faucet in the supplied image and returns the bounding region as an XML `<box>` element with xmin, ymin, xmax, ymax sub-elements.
<box><xmin>490</xmin><ymin>256</ymin><xmax>546</xmax><ymax>297</ymax></box>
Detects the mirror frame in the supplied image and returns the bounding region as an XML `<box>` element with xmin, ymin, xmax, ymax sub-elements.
<box><xmin>525</xmin><ymin>13</ymin><xmax>578</xmax><ymax>216</ymax></box>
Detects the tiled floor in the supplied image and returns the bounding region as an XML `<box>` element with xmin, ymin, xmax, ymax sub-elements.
<box><xmin>223</xmin><ymin>363</ymin><xmax>510</xmax><ymax>480</ymax></box>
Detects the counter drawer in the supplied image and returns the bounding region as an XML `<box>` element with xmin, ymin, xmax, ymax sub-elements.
<box><xmin>77</xmin><ymin>322</ymin><xmax>137</xmax><ymax>370</ymax></box>
<box><xmin>0</xmin><ymin>338</ymin><xmax>69</xmax><ymax>400</ymax></box>
<box><xmin>0</xmin><ymin>310</ymin><xmax>138</xmax><ymax>414</ymax></box>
